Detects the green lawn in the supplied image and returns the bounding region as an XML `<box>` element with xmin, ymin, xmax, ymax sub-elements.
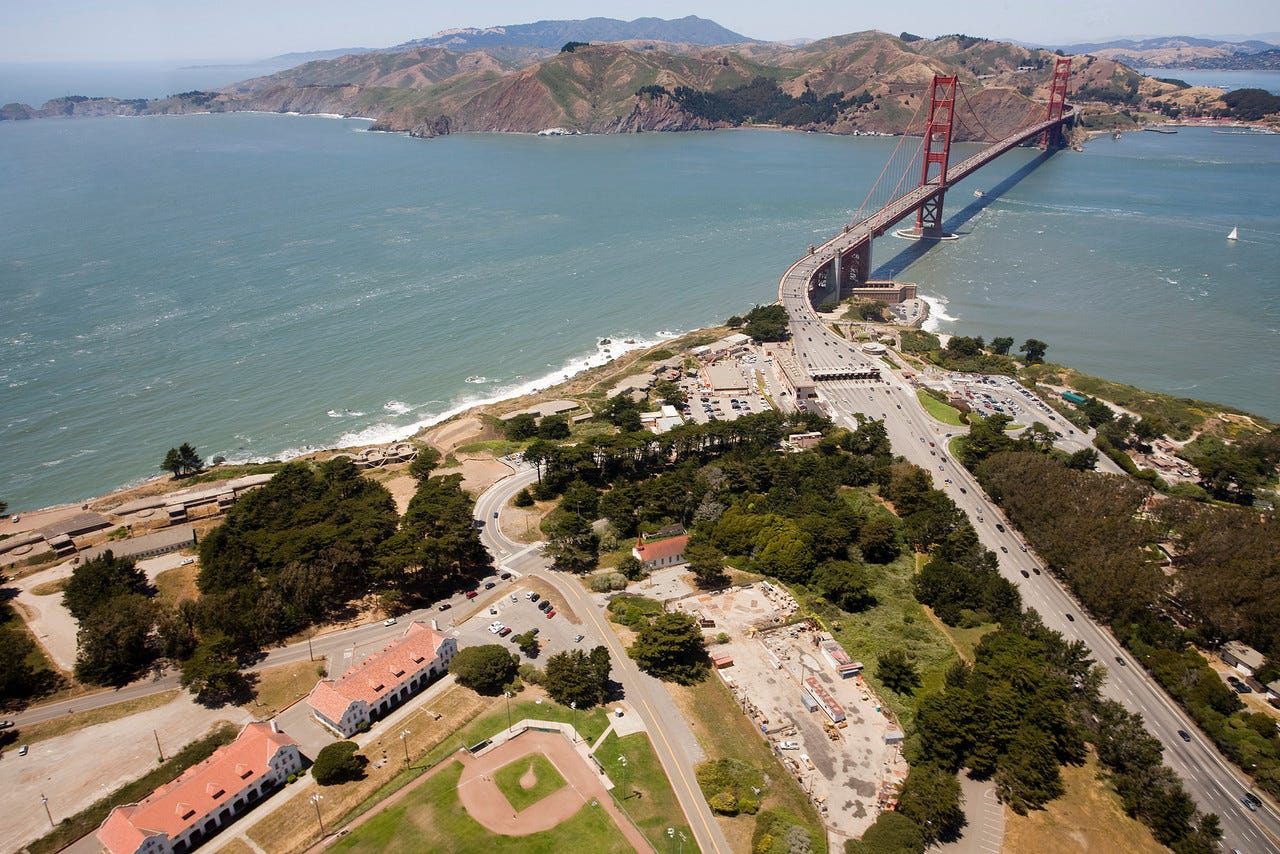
<box><xmin>329</xmin><ymin>761</ymin><xmax>632</xmax><ymax>854</ymax></box>
<box><xmin>493</xmin><ymin>753</ymin><xmax>567</xmax><ymax>812</ymax></box>
<box><xmin>915</xmin><ymin>390</ymin><xmax>966</xmax><ymax>426</ymax></box>
<box><xmin>420</xmin><ymin>698</ymin><xmax>610</xmax><ymax>769</ymax></box>
<box><xmin>593</xmin><ymin>731</ymin><xmax>699</xmax><ymax>854</ymax></box>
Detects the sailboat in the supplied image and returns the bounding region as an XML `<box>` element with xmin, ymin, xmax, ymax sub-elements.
<box><xmin>1227</xmin><ymin>226</ymin><xmax>1239</xmax><ymax>241</ymax></box>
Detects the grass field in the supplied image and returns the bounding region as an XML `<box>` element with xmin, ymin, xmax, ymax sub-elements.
<box><xmin>244</xmin><ymin>662</ymin><xmax>325</xmax><ymax>717</ymax></box>
<box><xmin>1002</xmin><ymin>751</ymin><xmax>1167</xmax><ymax>854</ymax></box>
<box><xmin>28</xmin><ymin>577</ymin><xmax>68</xmax><ymax>597</ymax></box>
<box><xmin>669</xmin><ymin>676</ymin><xmax>824</xmax><ymax>854</ymax></box>
<box><xmin>924</xmin><ymin>608</ymin><xmax>998</xmax><ymax>664</ymax></box>
<box><xmin>154</xmin><ymin>563</ymin><xmax>199</xmax><ymax>608</ymax></box>
<box><xmin>593</xmin><ymin>731</ymin><xmax>698</xmax><ymax>853</ymax></box>
<box><xmin>493</xmin><ymin>753</ymin><xmax>567</xmax><ymax>812</ymax></box>
<box><xmin>916</xmin><ymin>389</ymin><xmax>966</xmax><ymax>426</ymax></box>
<box><xmin>329</xmin><ymin>761</ymin><xmax>633</xmax><ymax>854</ymax></box>
<box><xmin>247</xmin><ymin>686</ymin><xmax>492</xmax><ymax>854</ymax></box>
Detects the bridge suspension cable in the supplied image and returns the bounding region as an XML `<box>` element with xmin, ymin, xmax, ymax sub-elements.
<box><xmin>849</xmin><ymin>95</ymin><xmax>927</xmax><ymax>226</ymax></box>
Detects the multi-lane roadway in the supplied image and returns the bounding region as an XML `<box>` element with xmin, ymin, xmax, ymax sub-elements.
<box><xmin>780</xmin><ymin>245</ymin><xmax>1280</xmax><ymax>853</ymax></box>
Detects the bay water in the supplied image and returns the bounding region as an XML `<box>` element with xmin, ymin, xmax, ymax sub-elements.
<box><xmin>1</xmin><ymin>113</ymin><xmax>1277</xmax><ymax>512</ymax></box>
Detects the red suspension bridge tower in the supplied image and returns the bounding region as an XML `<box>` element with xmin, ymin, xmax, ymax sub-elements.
<box><xmin>906</xmin><ymin>75</ymin><xmax>958</xmax><ymax>239</ymax></box>
<box><xmin>1041</xmin><ymin>56</ymin><xmax>1073</xmax><ymax>149</ymax></box>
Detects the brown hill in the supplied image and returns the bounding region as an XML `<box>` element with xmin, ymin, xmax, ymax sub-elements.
<box><xmin>1</xmin><ymin>31</ymin><xmax>1224</xmax><ymax>138</ymax></box>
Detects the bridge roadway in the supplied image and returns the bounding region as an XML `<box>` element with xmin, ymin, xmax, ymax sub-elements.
<box><xmin>777</xmin><ymin>177</ymin><xmax>1280</xmax><ymax>854</ymax></box>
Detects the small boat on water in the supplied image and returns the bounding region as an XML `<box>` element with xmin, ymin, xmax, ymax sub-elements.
<box><xmin>1143</xmin><ymin>126</ymin><xmax>1178</xmax><ymax>134</ymax></box>
<box><xmin>1227</xmin><ymin>226</ymin><xmax>1239</xmax><ymax>241</ymax></box>
<box><xmin>973</xmin><ymin>189</ymin><xmax>984</xmax><ymax>198</ymax></box>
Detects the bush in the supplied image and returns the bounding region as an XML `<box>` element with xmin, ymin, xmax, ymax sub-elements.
<box><xmin>312</xmin><ymin>741</ymin><xmax>366</xmax><ymax>785</ymax></box>
<box><xmin>450</xmin><ymin>645</ymin><xmax>520</xmax><ymax>695</ymax></box>
<box><xmin>709</xmin><ymin>791</ymin><xmax>739</xmax><ymax>814</ymax></box>
<box><xmin>514</xmin><ymin>489</ymin><xmax>535</xmax><ymax>507</ymax></box>
<box><xmin>589</xmin><ymin>572</ymin><xmax>628</xmax><ymax>592</ymax></box>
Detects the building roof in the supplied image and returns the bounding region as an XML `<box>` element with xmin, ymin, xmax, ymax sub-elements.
<box><xmin>96</xmin><ymin>722</ymin><xmax>299</xmax><ymax>853</ymax></box>
<box><xmin>308</xmin><ymin>622</ymin><xmax>450</xmax><ymax>720</ymax></box>
<box><xmin>80</xmin><ymin>525</ymin><xmax>195</xmax><ymax>564</ymax></box>
<box><xmin>704</xmin><ymin>363</ymin><xmax>748</xmax><ymax>391</ymax></box>
<box><xmin>39</xmin><ymin>511</ymin><xmax>111</xmax><ymax>539</ymax></box>
<box><xmin>634</xmin><ymin>534</ymin><xmax>688</xmax><ymax>563</ymax></box>
<box><xmin>1223</xmin><ymin>640</ymin><xmax>1267</xmax><ymax>670</ymax></box>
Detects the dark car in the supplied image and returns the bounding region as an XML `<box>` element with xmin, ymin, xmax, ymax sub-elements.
<box><xmin>1000</xmin><ymin>546</ymin><xmax>1009</xmax><ymax>553</ymax></box>
<box><xmin>1178</xmin><ymin>729</ymin><xmax>1191</xmax><ymax>742</ymax></box>
<box><xmin>438</xmin><ymin>603</ymin><xmax>452</xmax><ymax>611</ymax></box>
<box><xmin>1021</xmin><ymin>570</ymin><xmax>1030</xmax><ymax>578</ymax></box>
<box><xmin>538</xmin><ymin>600</ymin><xmax>552</xmax><ymax>612</ymax></box>
<box><xmin>1065</xmin><ymin>613</ymin><xmax>1075</xmax><ymax>622</ymax></box>
<box><xmin>1115</xmin><ymin>656</ymin><xmax>1126</xmax><ymax>666</ymax></box>
<box><xmin>484</xmin><ymin>581</ymin><xmax>496</xmax><ymax>589</ymax></box>
<box><xmin>1244</xmin><ymin>792</ymin><xmax>1262</xmax><ymax>809</ymax></box>
<box><xmin>529</xmin><ymin>592</ymin><xmax>540</xmax><ymax>603</ymax></box>
<box><xmin>498</xmin><ymin>626</ymin><xmax>512</xmax><ymax>637</ymax></box>
<box><xmin>499</xmin><ymin>572</ymin><xmax>511</xmax><ymax>580</ymax></box>
<box><xmin>1031</xmin><ymin>567</ymin><xmax>1040</xmax><ymax>575</ymax></box>
<box><xmin>996</xmin><ymin>523</ymin><xmax>1006</xmax><ymax>533</ymax></box>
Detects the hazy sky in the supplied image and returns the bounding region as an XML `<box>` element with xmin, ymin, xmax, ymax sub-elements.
<box><xmin>7</xmin><ymin>0</ymin><xmax>1280</xmax><ymax>63</ymax></box>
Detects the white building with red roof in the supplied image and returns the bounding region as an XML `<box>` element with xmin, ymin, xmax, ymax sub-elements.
<box><xmin>632</xmin><ymin>534</ymin><xmax>689</xmax><ymax>571</ymax></box>
<box><xmin>307</xmin><ymin>621</ymin><xmax>457</xmax><ymax>737</ymax></box>
<box><xmin>95</xmin><ymin>721</ymin><xmax>302</xmax><ymax>854</ymax></box>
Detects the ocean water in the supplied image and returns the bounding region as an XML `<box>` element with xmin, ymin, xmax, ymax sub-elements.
<box><xmin>1136</xmin><ymin>67</ymin><xmax>1280</xmax><ymax>94</ymax></box>
<box><xmin>1</xmin><ymin>114</ymin><xmax>1277</xmax><ymax>511</ymax></box>
<box><xmin>0</xmin><ymin>61</ymin><xmax>298</xmax><ymax>109</ymax></box>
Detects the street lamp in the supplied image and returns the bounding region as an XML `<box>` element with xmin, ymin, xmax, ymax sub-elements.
<box><xmin>617</xmin><ymin>755</ymin><xmax>628</xmax><ymax>799</ymax></box>
<box><xmin>571</xmin><ymin>701</ymin><xmax>578</xmax><ymax>742</ymax></box>
<box><xmin>310</xmin><ymin>793</ymin><xmax>325</xmax><ymax>838</ymax></box>
<box><xmin>667</xmin><ymin>826</ymin><xmax>675</xmax><ymax>854</ymax></box>
<box><xmin>504</xmin><ymin>691</ymin><xmax>513</xmax><ymax>733</ymax></box>
<box><xmin>40</xmin><ymin>793</ymin><xmax>54</xmax><ymax>828</ymax></box>
<box><xmin>400</xmin><ymin>729</ymin><xmax>411</xmax><ymax>768</ymax></box>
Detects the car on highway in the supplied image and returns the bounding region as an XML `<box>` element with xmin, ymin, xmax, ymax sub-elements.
<box><xmin>1241</xmin><ymin>795</ymin><xmax>1258</xmax><ymax>812</ymax></box>
<box><xmin>1178</xmin><ymin>729</ymin><xmax>1191</xmax><ymax>742</ymax></box>
<box><xmin>996</xmin><ymin>523</ymin><xmax>1006</xmax><ymax>532</ymax></box>
<box><xmin>1065</xmin><ymin>613</ymin><xmax>1075</xmax><ymax>622</ymax></box>
<box><xmin>438</xmin><ymin>603</ymin><xmax>451</xmax><ymax>611</ymax></box>
<box><xmin>383</xmin><ymin>617</ymin><xmax>397</xmax><ymax>626</ymax></box>
<box><xmin>1019</xmin><ymin>545</ymin><xmax>1027</xmax><ymax>552</ymax></box>
<box><xmin>1115</xmin><ymin>656</ymin><xmax>1126</xmax><ymax>666</ymax></box>
<box><xmin>959</xmin><ymin>487</ymin><xmax>966</xmax><ymax>494</ymax></box>
<box><xmin>1000</xmin><ymin>546</ymin><xmax>1008</xmax><ymax>553</ymax></box>
<box><xmin>465</xmin><ymin>590</ymin><xmax>478</xmax><ymax>599</ymax></box>
<box><xmin>1021</xmin><ymin>570</ymin><xmax>1030</xmax><ymax>578</ymax></box>
<box><xmin>1243</xmin><ymin>792</ymin><xmax>1262</xmax><ymax>809</ymax></box>
<box><xmin>1031</xmin><ymin>567</ymin><xmax>1040</xmax><ymax>575</ymax></box>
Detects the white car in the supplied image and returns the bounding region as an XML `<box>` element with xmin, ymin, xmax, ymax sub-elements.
<box><xmin>488</xmin><ymin>621</ymin><xmax>504</xmax><ymax>634</ymax></box>
<box><xmin>383</xmin><ymin>617</ymin><xmax>397</xmax><ymax>627</ymax></box>
<box><xmin>778</xmin><ymin>740</ymin><xmax>800</xmax><ymax>750</ymax></box>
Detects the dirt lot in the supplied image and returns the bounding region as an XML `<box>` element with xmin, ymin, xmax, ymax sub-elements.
<box><xmin>669</xmin><ymin>581</ymin><xmax>909</xmax><ymax>846</ymax></box>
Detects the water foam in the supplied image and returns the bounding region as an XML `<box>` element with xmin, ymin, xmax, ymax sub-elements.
<box><xmin>920</xmin><ymin>295</ymin><xmax>957</xmax><ymax>332</ymax></box>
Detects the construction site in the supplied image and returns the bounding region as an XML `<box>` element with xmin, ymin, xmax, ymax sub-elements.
<box><xmin>668</xmin><ymin>581</ymin><xmax>910</xmax><ymax>846</ymax></box>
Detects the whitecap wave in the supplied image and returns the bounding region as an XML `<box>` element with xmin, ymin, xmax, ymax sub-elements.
<box><xmin>920</xmin><ymin>295</ymin><xmax>957</xmax><ymax>332</ymax></box>
<box><xmin>383</xmin><ymin>400</ymin><xmax>411</xmax><ymax>414</ymax></box>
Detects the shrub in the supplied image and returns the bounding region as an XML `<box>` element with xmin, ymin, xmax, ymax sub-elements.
<box><xmin>312</xmin><ymin>741</ymin><xmax>366</xmax><ymax>786</ymax></box>
<box><xmin>709</xmin><ymin>791</ymin><xmax>739</xmax><ymax>814</ymax></box>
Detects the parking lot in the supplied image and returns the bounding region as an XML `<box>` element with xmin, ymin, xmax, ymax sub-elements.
<box><xmin>679</xmin><ymin>351</ymin><xmax>773</xmax><ymax>425</ymax></box>
<box><xmin>668</xmin><ymin>582</ymin><xmax>908</xmax><ymax>846</ymax></box>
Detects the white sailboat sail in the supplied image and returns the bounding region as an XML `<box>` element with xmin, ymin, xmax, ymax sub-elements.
<box><xmin>1227</xmin><ymin>226</ymin><xmax>1239</xmax><ymax>240</ymax></box>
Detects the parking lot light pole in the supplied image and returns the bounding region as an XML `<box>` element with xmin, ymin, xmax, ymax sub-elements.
<box><xmin>571</xmin><ymin>701</ymin><xmax>577</xmax><ymax>742</ymax></box>
<box><xmin>667</xmin><ymin>826</ymin><xmax>675</xmax><ymax>854</ymax></box>
<box><xmin>617</xmin><ymin>755</ymin><xmax>628</xmax><ymax>799</ymax></box>
<box><xmin>41</xmin><ymin>793</ymin><xmax>54</xmax><ymax>828</ymax></box>
<box><xmin>400</xmin><ymin>729</ymin><xmax>411</xmax><ymax>767</ymax></box>
<box><xmin>504</xmin><ymin>691</ymin><xmax>513</xmax><ymax>733</ymax></box>
<box><xmin>310</xmin><ymin>793</ymin><xmax>325</xmax><ymax>838</ymax></box>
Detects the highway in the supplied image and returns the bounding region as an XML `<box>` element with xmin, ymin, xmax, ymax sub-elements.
<box><xmin>779</xmin><ymin>242</ymin><xmax>1280</xmax><ymax>853</ymax></box>
<box><xmin>476</xmin><ymin>464</ymin><xmax>733</xmax><ymax>854</ymax></box>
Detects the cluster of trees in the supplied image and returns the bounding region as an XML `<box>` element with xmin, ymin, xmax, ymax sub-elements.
<box><xmin>161</xmin><ymin>442</ymin><xmax>204</xmax><ymax>478</ymax></box>
<box><xmin>0</xmin><ymin>600</ymin><xmax>44</xmax><ymax>702</ymax></box>
<box><xmin>1222</xmin><ymin>88</ymin><xmax>1280</xmax><ymax>121</ymax></box>
<box><xmin>312</xmin><ymin>741</ymin><xmax>367</xmax><ymax>785</ymax></box>
<box><xmin>913</xmin><ymin>527</ymin><xmax>1020</xmax><ymax>627</ymax></box>
<box><xmin>639</xmin><ymin>77</ymin><xmax>858</xmax><ymax>127</ymax></box>
<box><xmin>63</xmin><ymin>552</ymin><xmax>156</xmax><ymax>686</ymax></box>
<box><xmin>1176</xmin><ymin>431</ymin><xmax>1280</xmax><ymax>502</ymax></box>
<box><xmin>543</xmin><ymin>646</ymin><xmax>612</xmax><ymax>707</ymax></box>
<box><xmin>973</xmin><ymin>447</ymin><xmax>1280</xmax><ymax>801</ymax></box>
<box><xmin>504</xmin><ymin>412</ymin><xmax>570</xmax><ymax>442</ymax></box>
<box><xmin>895</xmin><ymin>332</ymin><xmax>1045</xmax><ymax>373</ymax></box>
<box><xmin>449</xmin><ymin>644</ymin><xmax>520</xmax><ymax>694</ymax></box>
<box><xmin>628</xmin><ymin>611</ymin><xmax>709</xmax><ymax>684</ymax></box>
<box><xmin>906</xmin><ymin>612</ymin><xmax>1221</xmax><ymax>851</ymax></box>
<box><xmin>727</xmin><ymin>304</ymin><xmax>790</xmax><ymax>342</ymax></box>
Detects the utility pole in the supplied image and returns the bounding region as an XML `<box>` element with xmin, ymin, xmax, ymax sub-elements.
<box><xmin>400</xmin><ymin>729</ymin><xmax>411</xmax><ymax>768</ymax></box>
<box><xmin>153</xmin><ymin>729</ymin><xmax>164</xmax><ymax>762</ymax></box>
<box><xmin>617</xmin><ymin>755</ymin><xmax>628</xmax><ymax>799</ymax></box>
<box><xmin>40</xmin><ymin>793</ymin><xmax>54</xmax><ymax>828</ymax></box>
<box><xmin>504</xmin><ymin>691</ymin><xmax>513</xmax><ymax>733</ymax></box>
<box><xmin>310</xmin><ymin>793</ymin><xmax>325</xmax><ymax>838</ymax></box>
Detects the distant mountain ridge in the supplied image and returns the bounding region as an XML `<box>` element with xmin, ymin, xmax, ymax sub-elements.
<box><xmin>391</xmin><ymin>15</ymin><xmax>760</xmax><ymax>51</ymax></box>
<box><xmin>1046</xmin><ymin>35</ymin><xmax>1280</xmax><ymax>69</ymax></box>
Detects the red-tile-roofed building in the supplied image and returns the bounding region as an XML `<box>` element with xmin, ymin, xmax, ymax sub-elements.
<box><xmin>632</xmin><ymin>534</ymin><xmax>689</xmax><ymax>571</ymax></box>
<box><xmin>95</xmin><ymin>721</ymin><xmax>302</xmax><ymax>854</ymax></box>
<box><xmin>307</xmin><ymin>621</ymin><xmax>457</xmax><ymax>737</ymax></box>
